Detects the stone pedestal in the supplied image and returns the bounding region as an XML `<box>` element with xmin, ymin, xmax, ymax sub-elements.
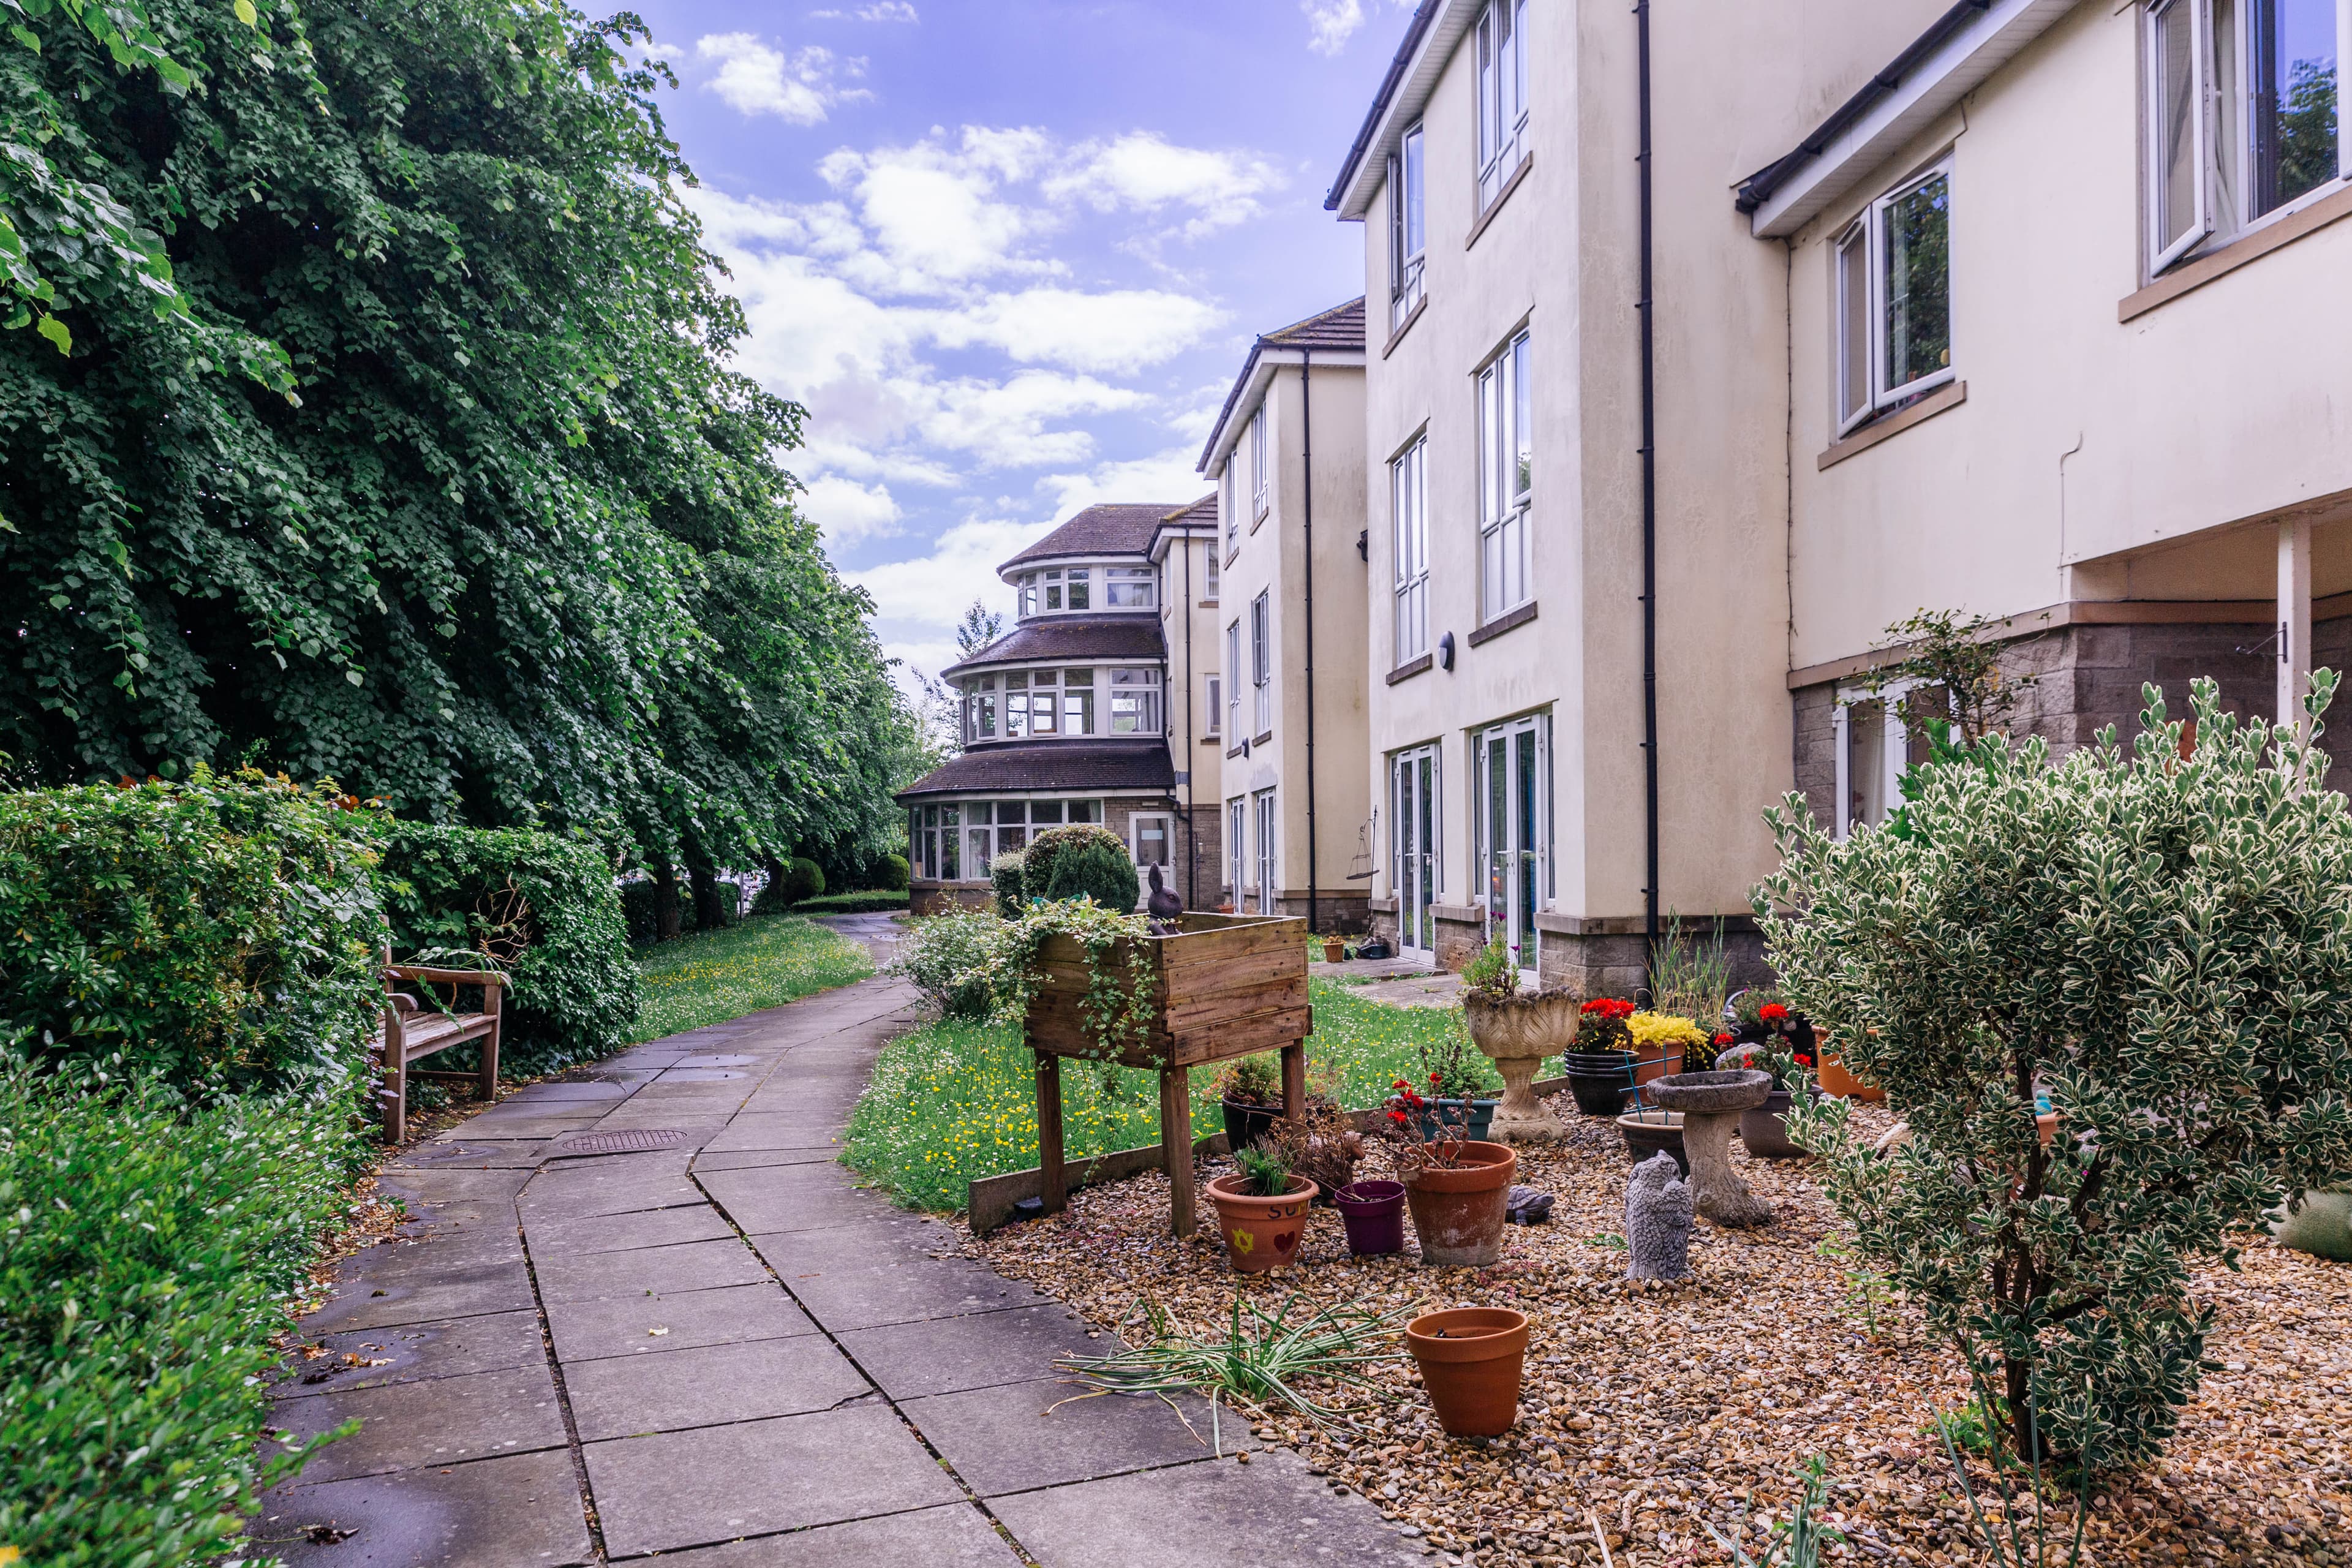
<box><xmin>1464</xmin><ymin>992</ymin><xmax>1575</xmax><ymax>1144</ymax></box>
<box><xmin>1647</xmin><ymin>1069</ymin><xmax>1775</xmax><ymax>1229</ymax></box>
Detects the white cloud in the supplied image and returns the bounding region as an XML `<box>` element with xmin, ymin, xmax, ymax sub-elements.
<box><xmin>811</xmin><ymin>1</ymin><xmax>918</xmax><ymax>19</ymax></box>
<box><xmin>1300</xmin><ymin>0</ymin><xmax>1366</xmax><ymax>53</ymax></box>
<box><xmin>799</xmin><ymin>475</ymin><xmax>905</xmax><ymax>545</ymax></box>
<box><xmin>1045</xmin><ymin>133</ymin><xmax>1286</xmax><ymax>238</ymax></box>
<box><xmin>849</xmin><ymin>513</ymin><xmax>1052</xmax><ymax>641</ymax></box>
<box><xmin>927</xmin><ymin>287</ymin><xmax>1221</xmax><ymax>374</ymax></box>
<box><xmin>695</xmin><ymin>33</ymin><xmax>868</xmax><ymax>124</ymax></box>
<box><xmin>816</xmin><ymin>130</ymin><xmax>1057</xmax><ymax>295</ymax></box>
<box><xmin>921</xmin><ymin>371</ymin><xmax>1146</xmax><ymax>466</ymax></box>
<box><xmin>1042</xmin><ymin>447</ymin><xmax>1212</xmax><ymax>520</ymax></box>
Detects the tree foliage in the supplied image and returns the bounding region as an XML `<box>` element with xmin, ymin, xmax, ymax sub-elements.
<box><xmin>1761</xmin><ymin>676</ymin><xmax>2352</xmax><ymax>1468</ymax></box>
<box><xmin>0</xmin><ymin>0</ymin><xmax>917</xmax><ymax>874</ymax></box>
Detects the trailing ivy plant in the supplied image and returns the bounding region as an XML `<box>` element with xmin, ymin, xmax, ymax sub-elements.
<box><xmin>1761</xmin><ymin>675</ymin><xmax>2352</xmax><ymax>1469</ymax></box>
<box><xmin>997</xmin><ymin>898</ymin><xmax>1159</xmax><ymax>1061</ymax></box>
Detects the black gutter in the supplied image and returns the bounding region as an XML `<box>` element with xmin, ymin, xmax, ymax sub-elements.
<box><xmin>1302</xmin><ymin>350</ymin><xmax>1319</xmax><ymax>937</ymax></box>
<box><xmin>1733</xmin><ymin>0</ymin><xmax>1994</xmax><ymax>214</ymax></box>
<box><xmin>1324</xmin><ymin>0</ymin><xmax>1446</xmax><ymax>211</ymax></box>
<box><xmin>1637</xmin><ymin>0</ymin><xmax>1661</xmax><ymax>992</ymax></box>
<box><xmin>1180</xmin><ymin>523</ymin><xmax>1197</xmax><ymax>909</ymax></box>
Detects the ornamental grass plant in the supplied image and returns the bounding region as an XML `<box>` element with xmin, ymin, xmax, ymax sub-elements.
<box><xmin>1762</xmin><ymin>675</ymin><xmax>2352</xmax><ymax>1469</ymax></box>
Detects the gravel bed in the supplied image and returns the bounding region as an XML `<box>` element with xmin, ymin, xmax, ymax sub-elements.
<box><xmin>965</xmin><ymin>1096</ymin><xmax>2351</xmax><ymax>1568</ymax></box>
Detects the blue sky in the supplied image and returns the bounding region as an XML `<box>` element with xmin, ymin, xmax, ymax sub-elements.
<box><xmin>624</xmin><ymin>0</ymin><xmax>1409</xmax><ymax>688</ymax></box>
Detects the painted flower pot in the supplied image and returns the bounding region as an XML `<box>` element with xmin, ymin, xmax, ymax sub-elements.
<box><xmin>1407</xmin><ymin>1306</ymin><xmax>1530</xmax><ymax>1438</ymax></box>
<box><xmin>1739</xmin><ymin>1088</ymin><xmax>1807</xmax><ymax>1159</ymax></box>
<box><xmin>1220</xmin><ymin>1098</ymin><xmax>1282</xmax><ymax>1156</ymax></box>
<box><xmin>1205</xmin><ymin>1173</ymin><xmax>1318</xmax><ymax>1273</ymax></box>
<box><xmin>1616</xmin><ymin>1109</ymin><xmax>1688</xmax><ymax>1177</ymax></box>
<box><xmin>1333</xmin><ymin>1179</ymin><xmax>1408</xmax><ymax>1256</ymax></box>
<box><xmin>1817</xmin><ymin>1050</ymin><xmax>1884</xmax><ymax>1102</ymax></box>
<box><xmin>1401</xmin><ymin>1141</ymin><xmax>1517</xmax><ymax>1267</ymax></box>
<box><xmin>1414</xmin><ymin>1096</ymin><xmax>1499</xmax><ymax>1143</ymax></box>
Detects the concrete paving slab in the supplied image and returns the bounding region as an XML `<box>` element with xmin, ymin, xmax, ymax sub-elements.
<box><xmin>500</xmin><ymin>1080</ymin><xmax>636</xmax><ymax>1102</ymax></box>
<box><xmin>835</xmin><ymin>1303</ymin><xmax>1098</xmax><ymax>1401</ymax></box>
<box><xmin>584</xmin><ymin>1406</ymin><xmax>961</xmax><ymax>1556</ymax></box>
<box><xmin>306</xmin><ymin>1264</ymin><xmax>537</xmax><ymax>1335</ymax></box>
<box><xmin>272</xmin><ymin>1365</ymin><xmax>566</xmax><ymax>1483</ymax></box>
<box><xmin>987</xmin><ymin>1449</ymin><xmax>1425</xmax><ymax>1568</ymax></box>
<box><xmin>691</xmin><ymin>1145</ymin><xmax>842</xmax><ymax>1172</ymax></box>
<box><xmin>450</xmin><ymin>1112</ymin><xmax>605</xmax><ymax>1139</ymax></box>
<box><xmin>748</xmin><ymin>1227</ymin><xmax>1044</xmax><ymax>1331</ymax></box>
<box><xmin>253</xmin><ymin>1446</ymin><xmax>590</xmax><ymax>1568</ymax></box>
<box><xmin>699</xmin><ymin>1166</ymin><xmax>891</xmax><ymax>1234</ymax></box>
<box><xmin>647</xmin><ymin>1503</ymin><xmax>1022</xmax><ymax>1567</ymax></box>
<box><xmin>517</xmin><ymin>1171</ymin><xmax>705</xmax><ymax>1223</ymax></box>
<box><xmin>700</xmin><ymin>1116</ymin><xmax>846</xmax><ymax>1153</ymax></box>
<box><xmin>524</xmin><ymin>1204</ymin><xmax>734</xmax><ymax>1256</ymax></box>
<box><xmin>543</xmin><ymin>1283</ymin><xmax>818</xmax><ymax>1363</ymax></box>
<box><xmin>530</xmin><ymin>1237</ymin><xmax>770</xmax><ymax>1304</ymax></box>
<box><xmin>274</xmin><ymin>1310</ymin><xmax>546</xmax><ymax>1399</ymax></box>
<box><xmin>562</xmin><ymin>1334</ymin><xmax>870</xmax><ymax>1440</ymax></box>
<box><xmin>338</xmin><ymin>1229</ymin><xmax>524</xmax><ymax>1284</ymax></box>
<box><xmin>900</xmin><ymin>1378</ymin><xmax>1213</xmax><ymax>1497</ymax></box>
<box><xmin>375</xmin><ymin>1168</ymin><xmax>535</xmax><ymax>1206</ymax></box>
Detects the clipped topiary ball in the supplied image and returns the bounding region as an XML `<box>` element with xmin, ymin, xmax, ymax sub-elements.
<box><xmin>989</xmin><ymin>850</ymin><xmax>1027</xmax><ymax>918</ymax></box>
<box><xmin>782</xmin><ymin>856</ymin><xmax>825</xmax><ymax>905</ymax></box>
<box><xmin>878</xmin><ymin>852</ymin><xmax>911</xmax><ymax>891</ymax></box>
<box><xmin>1025</xmin><ymin>823</ymin><xmax>1139</xmax><ymax>912</ymax></box>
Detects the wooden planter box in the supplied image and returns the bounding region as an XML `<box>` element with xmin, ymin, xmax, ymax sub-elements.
<box><xmin>1026</xmin><ymin>912</ymin><xmax>1309</xmax><ymax>1236</ymax></box>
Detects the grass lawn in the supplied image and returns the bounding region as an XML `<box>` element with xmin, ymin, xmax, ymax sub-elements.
<box><xmin>842</xmin><ymin>978</ymin><xmax>1558</xmax><ymax>1213</ymax></box>
<box><xmin>630</xmin><ymin>913</ymin><xmax>876</xmax><ymax>1042</ymax></box>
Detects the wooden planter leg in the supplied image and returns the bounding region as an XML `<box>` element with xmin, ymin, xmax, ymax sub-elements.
<box><xmin>1280</xmin><ymin>1041</ymin><xmax>1306</xmax><ymax>1121</ymax></box>
<box><xmin>1036</xmin><ymin>1053</ymin><xmax>1067</xmax><ymax>1215</ymax></box>
<box><xmin>1159</xmin><ymin>1065</ymin><xmax>1195</xmax><ymax>1238</ymax></box>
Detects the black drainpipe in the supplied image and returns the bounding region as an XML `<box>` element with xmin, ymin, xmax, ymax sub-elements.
<box><xmin>1302</xmin><ymin>350</ymin><xmax>1319</xmax><ymax>937</ymax></box>
<box><xmin>1636</xmin><ymin>0</ymin><xmax>1661</xmax><ymax>992</ymax></box>
<box><xmin>1180</xmin><ymin>522</ymin><xmax>1197</xmax><ymax>908</ymax></box>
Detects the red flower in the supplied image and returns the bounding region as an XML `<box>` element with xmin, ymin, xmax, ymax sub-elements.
<box><xmin>1795</xmin><ymin>1053</ymin><xmax>1814</xmax><ymax>1068</ymax></box>
<box><xmin>1430</xmin><ymin>1072</ymin><xmax>1442</xmax><ymax>1086</ymax></box>
<box><xmin>1388</xmin><ymin>1109</ymin><xmax>1408</xmax><ymax>1124</ymax></box>
<box><xmin>1759</xmin><ymin>1003</ymin><xmax>1789</xmax><ymax>1023</ymax></box>
<box><xmin>1713</xmin><ymin>1032</ymin><xmax>1732</xmax><ymax>1046</ymax></box>
<box><xmin>1392</xmin><ymin>1077</ymin><xmax>1410</xmax><ymax>1091</ymax></box>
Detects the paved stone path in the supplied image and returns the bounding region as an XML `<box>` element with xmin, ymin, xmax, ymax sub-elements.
<box><xmin>256</xmin><ymin>916</ymin><xmax>1420</xmax><ymax>1567</ymax></box>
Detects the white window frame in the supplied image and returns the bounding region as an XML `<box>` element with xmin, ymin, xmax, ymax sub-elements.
<box><xmin>1226</xmin><ymin>797</ymin><xmax>1246</xmax><ymax>903</ymax></box>
<box><xmin>1223</xmin><ymin>463</ymin><xmax>1238</xmax><ymax>551</ymax></box>
<box><xmin>2146</xmin><ymin>0</ymin><xmax>2216</xmax><ymax>271</ymax></box>
<box><xmin>1204</xmin><ymin>549</ymin><xmax>1219</xmax><ymax>603</ymax></box>
<box><xmin>1472</xmin><ymin>712</ymin><xmax>1549</xmax><ymax>986</ymax></box>
<box><xmin>1104</xmin><ymin>565</ymin><xmax>1156</xmax><ymax>609</ymax></box>
<box><xmin>1390</xmin><ymin>742</ymin><xmax>1441</xmax><ymax>958</ymax></box>
<box><xmin>1224</xmin><ymin>620</ymin><xmax>1242</xmax><ymax>739</ymax></box>
<box><xmin>1017</xmin><ymin>574</ymin><xmax>1038</xmax><ymax>618</ymax></box>
<box><xmin>1107</xmin><ymin>667</ymin><xmax>1160</xmax><ymax>735</ymax></box>
<box><xmin>1204</xmin><ymin>673</ymin><xmax>1222</xmax><ymax>736</ymax></box>
<box><xmin>1252</xmin><ymin>787</ymin><xmax>1278</xmax><ymax>915</ymax></box>
<box><xmin>1389</xmin><ymin>123</ymin><xmax>1427</xmax><ymax>330</ymax></box>
<box><xmin>1128</xmin><ymin>812</ymin><xmax>1172</xmax><ymax>882</ymax></box>
<box><xmin>1475</xmin><ymin>0</ymin><xmax>1531</xmax><ymax>207</ymax></box>
<box><xmin>1250</xmin><ymin>410</ymin><xmax>1270</xmax><ymax>521</ymax></box>
<box><xmin>1831</xmin><ymin>679</ymin><xmax>1930</xmax><ymax>840</ymax></box>
<box><xmin>1476</xmin><ymin>331</ymin><xmax>1532</xmax><ymax>621</ymax></box>
<box><xmin>1834</xmin><ymin>158</ymin><xmax>1956</xmax><ymax>439</ymax></box>
<box><xmin>1250</xmin><ymin>591</ymin><xmax>1272</xmax><ymax>736</ymax></box>
<box><xmin>1392</xmin><ymin>434</ymin><xmax>1429</xmax><ymax>665</ymax></box>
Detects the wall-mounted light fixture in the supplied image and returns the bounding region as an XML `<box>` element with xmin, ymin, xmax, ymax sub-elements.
<box><xmin>1438</xmin><ymin>631</ymin><xmax>1455</xmax><ymax>671</ymax></box>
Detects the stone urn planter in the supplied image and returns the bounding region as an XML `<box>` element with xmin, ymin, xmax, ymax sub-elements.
<box><xmin>1616</xmin><ymin>1108</ymin><xmax>1687</xmax><ymax>1175</ymax></box>
<box><xmin>1204</xmin><ymin>1172</ymin><xmax>1317</xmax><ymax>1273</ymax></box>
<box><xmin>1407</xmin><ymin>1307</ymin><xmax>1529</xmax><ymax>1437</ymax></box>
<box><xmin>1401</xmin><ymin>1141</ymin><xmax>1517</xmax><ymax>1266</ymax></box>
<box><xmin>1463</xmin><ymin>990</ymin><xmax>1577</xmax><ymax>1144</ymax></box>
<box><xmin>2271</xmin><ymin>1188</ymin><xmax>2352</xmax><ymax>1261</ymax></box>
<box><xmin>1646</xmin><ymin>1069</ymin><xmax>1776</xmax><ymax>1228</ymax></box>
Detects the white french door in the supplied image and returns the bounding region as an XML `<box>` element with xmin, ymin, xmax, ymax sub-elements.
<box><xmin>1475</xmin><ymin>714</ymin><xmax>1548</xmax><ymax>985</ymax></box>
<box><xmin>1251</xmin><ymin>788</ymin><xmax>1278</xmax><ymax>915</ymax></box>
<box><xmin>1390</xmin><ymin>744</ymin><xmax>1439</xmax><ymax>958</ymax></box>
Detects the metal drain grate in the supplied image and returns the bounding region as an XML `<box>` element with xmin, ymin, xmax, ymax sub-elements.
<box><xmin>545</xmin><ymin>1128</ymin><xmax>689</xmax><ymax>1158</ymax></box>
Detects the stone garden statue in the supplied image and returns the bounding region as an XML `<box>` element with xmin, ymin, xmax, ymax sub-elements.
<box><xmin>1625</xmin><ymin>1152</ymin><xmax>1693</xmax><ymax>1281</ymax></box>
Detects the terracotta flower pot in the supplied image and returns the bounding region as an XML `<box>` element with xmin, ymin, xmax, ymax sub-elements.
<box><xmin>1407</xmin><ymin>1306</ymin><xmax>1530</xmax><ymax>1437</ymax></box>
<box><xmin>1205</xmin><ymin>1172</ymin><xmax>1318</xmax><ymax>1273</ymax></box>
<box><xmin>1401</xmin><ymin>1141</ymin><xmax>1516</xmax><ymax>1266</ymax></box>
<box><xmin>1816</xmin><ymin>1050</ymin><xmax>1885</xmax><ymax>1102</ymax></box>
<box><xmin>1324</xmin><ymin>936</ymin><xmax>1346</xmax><ymax>963</ymax></box>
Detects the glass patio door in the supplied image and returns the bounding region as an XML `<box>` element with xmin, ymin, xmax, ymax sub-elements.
<box><xmin>1251</xmin><ymin>788</ymin><xmax>1278</xmax><ymax>915</ymax></box>
<box><xmin>1390</xmin><ymin>745</ymin><xmax>1439</xmax><ymax>957</ymax></box>
<box><xmin>1476</xmin><ymin>715</ymin><xmax>1547</xmax><ymax>984</ymax></box>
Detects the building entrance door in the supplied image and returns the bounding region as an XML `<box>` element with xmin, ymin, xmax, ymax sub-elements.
<box><xmin>1475</xmin><ymin>715</ymin><xmax>1547</xmax><ymax>986</ymax></box>
<box><xmin>1390</xmin><ymin>745</ymin><xmax>1439</xmax><ymax>959</ymax></box>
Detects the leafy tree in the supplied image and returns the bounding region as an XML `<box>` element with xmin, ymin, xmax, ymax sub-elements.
<box><xmin>0</xmin><ymin>0</ymin><xmax>904</xmax><ymax>889</ymax></box>
<box><xmin>1761</xmin><ymin>676</ymin><xmax>2352</xmax><ymax>1469</ymax></box>
<box><xmin>955</xmin><ymin>597</ymin><xmax>1004</xmax><ymax>658</ymax></box>
<box><xmin>1864</xmin><ymin>607</ymin><xmax>2043</xmax><ymax>745</ymax></box>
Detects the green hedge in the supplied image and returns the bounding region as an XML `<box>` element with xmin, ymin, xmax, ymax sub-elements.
<box><xmin>377</xmin><ymin>824</ymin><xmax>638</xmax><ymax>1077</ymax></box>
<box><xmin>790</xmin><ymin>889</ymin><xmax>908</xmax><ymax>915</ymax></box>
<box><xmin>0</xmin><ymin>1075</ymin><xmax>362</xmax><ymax>1563</ymax></box>
<box><xmin>0</xmin><ymin>772</ymin><xmax>385</xmax><ymax>1100</ymax></box>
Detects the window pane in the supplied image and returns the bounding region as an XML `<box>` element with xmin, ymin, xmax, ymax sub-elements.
<box><xmin>1069</xmin><ymin>801</ymin><xmax>1099</xmax><ymax>824</ymax></box>
<box><xmin>1402</xmin><ymin>126</ymin><xmax>1425</xmax><ymax>255</ymax></box>
<box><xmin>1849</xmin><ymin>700</ymin><xmax>1890</xmax><ymax>829</ymax></box>
<box><xmin>1032</xmin><ymin>801</ymin><xmax>1064</xmax><ymax>825</ymax></box>
<box><xmin>2251</xmin><ymin>0</ymin><xmax>2339</xmax><ymax>216</ymax></box>
<box><xmin>1066</xmin><ymin>570</ymin><xmax>1090</xmax><ymax>610</ymax></box>
<box><xmin>2154</xmin><ymin>0</ymin><xmax>2203</xmax><ymax>254</ymax></box>
<box><xmin>1882</xmin><ymin>172</ymin><xmax>1950</xmax><ymax>394</ymax></box>
<box><xmin>1511</xmin><ymin>336</ymin><xmax>1532</xmax><ymax>501</ymax></box>
<box><xmin>1837</xmin><ymin>227</ymin><xmax>1871</xmax><ymax>423</ymax></box>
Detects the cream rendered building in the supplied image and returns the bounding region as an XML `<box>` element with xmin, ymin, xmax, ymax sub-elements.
<box><xmin>1330</xmin><ymin>0</ymin><xmax>2350</xmax><ymax>990</ymax></box>
<box><xmin>1196</xmin><ymin>301</ymin><xmax>1374</xmax><ymax>930</ymax></box>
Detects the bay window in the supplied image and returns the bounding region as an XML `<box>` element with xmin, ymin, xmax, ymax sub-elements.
<box><xmin>1477</xmin><ymin>331</ymin><xmax>1532</xmax><ymax>619</ymax></box>
<box><xmin>1389</xmin><ymin>123</ymin><xmax>1427</xmax><ymax>329</ymax></box>
<box><xmin>1105</xmin><ymin>566</ymin><xmax>1157</xmax><ymax>608</ymax></box>
<box><xmin>960</xmin><ymin>676</ymin><xmax>998</xmax><ymax>743</ymax></box>
<box><xmin>1834</xmin><ymin>160</ymin><xmax>1952</xmax><ymax>436</ymax></box>
<box><xmin>1392</xmin><ymin>435</ymin><xmax>1429</xmax><ymax>664</ymax></box>
<box><xmin>911</xmin><ymin>799</ymin><xmax>1100</xmax><ymax>881</ymax></box>
<box><xmin>1017</xmin><ymin>573</ymin><xmax>1038</xmax><ymax>617</ymax></box>
<box><xmin>1061</xmin><ymin>668</ymin><xmax>1094</xmax><ymax>734</ymax></box>
<box><xmin>1476</xmin><ymin>0</ymin><xmax>1530</xmax><ymax>206</ymax></box>
<box><xmin>2146</xmin><ymin>0</ymin><xmax>2345</xmax><ymax>274</ymax></box>
<box><xmin>1108</xmin><ymin>668</ymin><xmax>1160</xmax><ymax>734</ymax></box>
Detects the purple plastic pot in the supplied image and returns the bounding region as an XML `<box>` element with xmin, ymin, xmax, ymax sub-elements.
<box><xmin>1334</xmin><ymin>1180</ymin><xmax>1408</xmax><ymax>1256</ymax></box>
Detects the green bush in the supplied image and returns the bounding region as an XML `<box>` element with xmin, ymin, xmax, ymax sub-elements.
<box><xmin>1762</xmin><ymin>676</ymin><xmax>2352</xmax><ymax>1469</ymax></box>
<box><xmin>0</xmin><ymin>1075</ymin><xmax>363</xmax><ymax>1562</ymax></box>
<box><xmin>990</xmin><ymin>850</ymin><xmax>1027</xmax><ymax>916</ymax></box>
<box><xmin>0</xmin><ymin>771</ymin><xmax>385</xmax><ymax>1100</ymax></box>
<box><xmin>782</xmin><ymin>857</ymin><xmax>826</xmax><ymax>904</ymax></box>
<box><xmin>377</xmin><ymin>824</ymin><xmax>638</xmax><ymax>1077</ymax></box>
<box><xmin>888</xmin><ymin>908</ymin><xmax>1011</xmax><ymax>1020</ymax></box>
<box><xmin>1028</xmin><ymin>824</ymin><xmax>1139</xmax><ymax>911</ymax></box>
<box><xmin>878</xmin><ymin>852</ymin><xmax>911</xmax><ymax>891</ymax></box>
<box><xmin>620</xmin><ymin>876</ymin><xmax>662</xmax><ymax>945</ymax></box>
<box><xmin>791</xmin><ymin>889</ymin><xmax>910</xmax><ymax>914</ymax></box>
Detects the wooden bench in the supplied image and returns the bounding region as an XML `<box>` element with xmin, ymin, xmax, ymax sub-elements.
<box><xmin>377</xmin><ymin>956</ymin><xmax>504</xmax><ymax>1144</ymax></box>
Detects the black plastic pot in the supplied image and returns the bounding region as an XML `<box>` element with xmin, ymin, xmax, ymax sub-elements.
<box><xmin>1561</xmin><ymin>1051</ymin><xmax>1636</xmax><ymax>1118</ymax></box>
<box><xmin>1221</xmin><ymin>1098</ymin><xmax>1281</xmax><ymax>1155</ymax></box>
<box><xmin>1616</xmin><ymin>1110</ymin><xmax>1688</xmax><ymax>1176</ymax></box>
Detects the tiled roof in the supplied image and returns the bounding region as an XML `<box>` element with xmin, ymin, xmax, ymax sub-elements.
<box><xmin>1198</xmin><ymin>298</ymin><xmax>1368</xmax><ymax>473</ymax></box>
<box><xmin>895</xmin><ymin>739</ymin><xmax>1176</xmax><ymax>801</ymax></box>
<box><xmin>1157</xmin><ymin>494</ymin><xmax>1218</xmax><ymax>537</ymax></box>
<box><xmin>1003</xmin><ymin>503</ymin><xmax>1188</xmax><ymax>572</ymax></box>
<box><xmin>941</xmin><ymin>616</ymin><xmax>1166</xmax><ymax>679</ymax></box>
